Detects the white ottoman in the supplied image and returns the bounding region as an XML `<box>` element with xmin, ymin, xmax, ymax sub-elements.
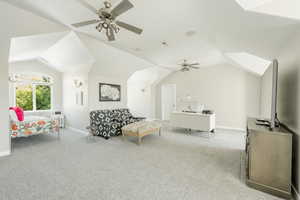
<box><xmin>122</xmin><ymin>121</ymin><xmax>162</xmax><ymax>145</ymax></box>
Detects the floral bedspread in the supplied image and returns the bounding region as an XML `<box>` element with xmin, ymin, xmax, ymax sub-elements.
<box><xmin>10</xmin><ymin>116</ymin><xmax>59</xmax><ymax>138</ymax></box>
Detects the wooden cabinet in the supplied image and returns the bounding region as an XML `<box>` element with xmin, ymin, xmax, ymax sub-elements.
<box><xmin>246</xmin><ymin>118</ymin><xmax>293</xmax><ymax>199</ymax></box>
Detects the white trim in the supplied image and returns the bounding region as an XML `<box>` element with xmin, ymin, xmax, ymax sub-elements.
<box><xmin>216</xmin><ymin>125</ymin><xmax>246</xmax><ymax>132</ymax></box>
<box><xmin>292</xmin><ymin>184</ymin><xmax>300</xmax><ymax>200</ymax></box>
<box><xmin>0</xmin><ymin>150</ymin><xmax>11</xmax><ymax>157</ymax></box>
<box><xmin>33</xmin><ymin>84</ymin><xmax>36</xmax><ymax>111</ymax></box>
<box><xmin>67</xmin><ymin>127</ymin><xmax>89</xmax><ymax>135</ymax></box>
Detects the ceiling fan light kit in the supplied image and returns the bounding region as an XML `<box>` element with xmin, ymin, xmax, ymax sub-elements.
<box><xmin>73</xmin><ymin>0</ymin><xmax>143</xmax><ymax>41</ymax></box>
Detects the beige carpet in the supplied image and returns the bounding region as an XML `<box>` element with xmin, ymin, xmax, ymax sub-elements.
<box><xmin>0</xmin><ymin>128</ymin><xmax>282</xmax><ymax>200</ymax></box>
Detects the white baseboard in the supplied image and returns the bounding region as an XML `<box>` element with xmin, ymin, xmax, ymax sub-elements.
<box><xmin>67</xmin><ymin>127</ymin><xmax>89</xmax><ymax>135</ymax></box>
<box><xmin>292</xmin><ymin>185</ymin><xmax>300</xmax><ymax>200</ymax></box>
<box><xmin>0</xmin><ymin>150</ymin><xmax>11</xmax><ymax>157</ymax></box>
<box><xmin>216</xmin><ymin>125</ymin><xmax>246</xmax><ymax>132</ymax></box>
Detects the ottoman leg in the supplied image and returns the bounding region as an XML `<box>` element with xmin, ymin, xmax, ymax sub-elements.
<box><xmin>159</xmin><ymin>128</ymin><xmax>161</xmax><ymax>136</ymax></box>
<box><xmin>138</xmin><ymin>136</ymin><xmax>142</xmax><ymax>145</ymax></box>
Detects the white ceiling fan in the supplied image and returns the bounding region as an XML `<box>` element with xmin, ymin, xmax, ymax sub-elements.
<box><xmin>160</xmin><ymin>59</ymin><xmax>201</xmax><ymax>72</ymax></box>
<box><xmin>178</xmin><ymin>59</ymin><xmax>200</xmax><ymax>72</ymax></box>
<box><xmin>72</xmin><ymin>0</ymin><xmax>143</xmax><ymax>41</ymax></box>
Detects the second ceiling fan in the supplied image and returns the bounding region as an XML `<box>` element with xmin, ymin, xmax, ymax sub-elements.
<box><xmin>72</xmin><ymin>0</ymin><xmax>143</xmax><ymax>41</ymax></box>
<box><xmin>178</xmin><ymin>60</ymin><xmax>200</xmax><ymax>72</ymax></box>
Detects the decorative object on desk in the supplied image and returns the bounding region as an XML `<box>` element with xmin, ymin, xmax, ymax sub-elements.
<box><xmin>202</xmin><ymin>110</ymin><xmax>214</xmax><ymax>114</ymax></box>
<box><xmin>179</xmin><ymin>96</ymin><xmax>204</xmax><ymax>113</ymax></box>
<box><xmin>99</xmin><ymin>83</ymin><xmax>121</xmax><ymax>102</ymax></box>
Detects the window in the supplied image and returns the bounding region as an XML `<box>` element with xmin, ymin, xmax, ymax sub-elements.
<box><xmin>13</xmin><ymin>74</ymin><xmax>53</xmax><ymax>111</ymax></box>
<box><xmin>15</xmin><ymin>85</ymin><xmax>33</xmax><ymax>111</ymax></box>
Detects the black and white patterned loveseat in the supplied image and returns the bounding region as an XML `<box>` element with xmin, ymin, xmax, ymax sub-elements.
<box><xmin>89</xmin><ymin>109</ymin><xmax>144</xmax><ymax>139</ymax></box>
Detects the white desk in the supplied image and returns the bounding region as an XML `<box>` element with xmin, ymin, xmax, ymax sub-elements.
<box><xmin>170</xmin><ymin>111</ymin><xmax>216</xmax><ymax>132</ymax></box>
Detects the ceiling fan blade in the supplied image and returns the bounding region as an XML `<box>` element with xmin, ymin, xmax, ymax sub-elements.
<box><xmin>190</xmin><ymin>63</ymin><xmax>200</xmax><ymax>66</ymax></box>
<box><xmin>76</xmin><ymin>0</ymin><xmax>97</xmax><ymax>13</ymax></box>
<box><xmin>190</xmin><ymin>66</ymin><xmax>200</xmax><ymax>69</ymax></box>
<box><xmin>106</xmin><ymin>27</ymin><xmax>116</xmax><ymax>41</ymax></box>
<box><xmin>71</xmin><ymin>19</ymin><xmax>99</xmax><ymax>28</ymax></box>
<box><xmin>116</xmin><ymin>21</ymin><xmax>143</xmax><ymax>34</ymax></box>
<box><xmin>111</xmin><ymin>0</ymin><xmax>134</xmax><ymax>18</ymax></box>
<box><xmin>159</xmin><ymin>66</ymin><xmax>176</xmax><ymax>71</ymax></box>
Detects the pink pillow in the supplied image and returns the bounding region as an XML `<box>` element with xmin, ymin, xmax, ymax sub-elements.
<box><xmin>9</xmin><ymin>107</ymin><xmax>24</xmax><ymax>122</ymax></box>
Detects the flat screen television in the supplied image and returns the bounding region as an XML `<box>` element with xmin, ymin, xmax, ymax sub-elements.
<box><xmin>260</xmin><ymin>59</ymin><xmax>279</xmax><ymax>130</ymax></box>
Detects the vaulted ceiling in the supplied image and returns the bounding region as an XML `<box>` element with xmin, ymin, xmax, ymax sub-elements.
<box><xmin>4</xmin><ymin>0</ymin><xmax>300</xmax><ymax>75</ymax></box>
<box><xmin>10</xmin><ymin>31</ymin><xmax>95</xmax><ymax>72</ymax></box>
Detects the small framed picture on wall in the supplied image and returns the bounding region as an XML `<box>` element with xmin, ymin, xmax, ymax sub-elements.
<box><xmin>99</xmin><ymin>83</ymin><xmax>121</xmax><ymax>102</ymax></box>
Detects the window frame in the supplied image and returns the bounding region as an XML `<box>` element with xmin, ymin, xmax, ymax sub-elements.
<box><xmin>13</xmin><ymin>75</ymin><xmax>54</xmax><ymax>112</ymax></box>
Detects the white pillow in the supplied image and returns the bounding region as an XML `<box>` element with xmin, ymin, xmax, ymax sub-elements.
<box><xmin>9</xmin><ymin>110</ymin><xmax>19</xmax><ymax>121</ymax></box>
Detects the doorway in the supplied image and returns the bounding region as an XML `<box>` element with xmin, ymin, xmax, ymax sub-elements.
<box><xmin>161</xmin><ymin>84</ymin><xmax>176</xmax><ymax>120</ymax></box>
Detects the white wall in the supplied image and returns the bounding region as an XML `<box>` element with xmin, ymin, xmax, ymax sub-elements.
<box><xmin>156</xmin><ymin>63</ymin><xmax>261</xmax><ymax>129</ymax></box>
<box><xmin>127</xmin><ymin>67</ymin><xmax>171</xmax><ymax>119</ymax></box>
<box><xmin>0</xmin><ymin>1</ymin><xmax>66</xmax><ymax>156</ymax></box>
<box><xmin>277</xmin><ymin>31</ymin><xmax>300</xmax><ymax>194</ymax></box>
<box><xmin>63</xmin><ymin>72</ymin><xmax>89</xmax><ymax>132</ymax></box>
<box><xmin>9</xmin><ymin>60</ymin><xmax>63</xmax><ymax>112</ymax></box>
<box><xmin>127</xmin><ymin>82</ymin><xmax>153</xmax><ymax>118</ymax></box>
<box><xmin>0</xmin><ymin>23</ymin><xmax>10</xmax><ymax>156</ymax></box>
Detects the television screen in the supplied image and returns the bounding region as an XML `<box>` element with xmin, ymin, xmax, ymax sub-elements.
<box><xmin>260</xmin><ymin>59</ymin><xmax>278</xmax><ymax>129</ymax></box>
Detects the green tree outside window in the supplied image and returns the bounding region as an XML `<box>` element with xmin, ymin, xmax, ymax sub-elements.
<box><xmin>15</xmin><ymin>84</ymin><xmax>52</xmax><ymax>111</ymax></box>
<box><xmin>36</xmin><ymin>85</ymin><xmax>51</xmax><ymax>110</ymax></box>
<box><xmin>16</xmin><ymin>85</ymin><xmax>33</xmax><ymax>111</ymax></box>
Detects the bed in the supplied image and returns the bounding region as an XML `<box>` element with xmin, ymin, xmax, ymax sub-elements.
<box><xmin>10</xmin><ymin>115</ymin><xmax>60</xmax><ymax>138</ymax></box>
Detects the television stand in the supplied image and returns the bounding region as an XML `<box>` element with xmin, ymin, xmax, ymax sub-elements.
<box><xmin>246</xmin><ymin>118</ymin><xmax>293</xmax><ymax>199</ymax></box>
